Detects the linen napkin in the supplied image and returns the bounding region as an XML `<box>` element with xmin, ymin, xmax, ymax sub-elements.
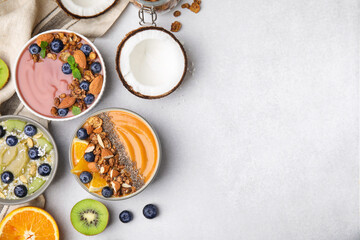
<box><xmin>0</xmin><ymin>0</ymin><xmax>129</xmax><ymax>220</ymax></box>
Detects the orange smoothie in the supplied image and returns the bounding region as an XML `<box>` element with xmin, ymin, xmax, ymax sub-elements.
<box><xmin>108</xmin><ymin>111</ymin><xmax>158</xmax><ymax>182</ymax></box>
<box><xmin>71</xmin><ymin>110</ymin><xmax>159</xmax><ymax>198</ymax></box>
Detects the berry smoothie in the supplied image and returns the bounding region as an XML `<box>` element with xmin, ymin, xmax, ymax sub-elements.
<box><xmin>16</xmin><ymin>49</ymin><xmax>73</xmax><ymax>117</ymax></box>
<box><xmin>16</xmin><ymin>31</ymin><xmax>104</xmax><ymax>119</ymax></box>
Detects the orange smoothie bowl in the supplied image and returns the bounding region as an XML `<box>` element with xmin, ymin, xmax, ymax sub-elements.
<box><xmin>14</xmin><ymin>29</ymin><xmax>106</xmax><ymax>121</ymax></box>
<box><xmin>69</xmin><ymin>109</ymin><xmax>161</xmax><ymax>200</ymax></box>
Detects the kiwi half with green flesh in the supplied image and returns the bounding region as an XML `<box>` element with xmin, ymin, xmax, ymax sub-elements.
<box><xmin>70</xmin><ymin>199</ymin><xmax>109</xmax><ymax>236</ymax></box>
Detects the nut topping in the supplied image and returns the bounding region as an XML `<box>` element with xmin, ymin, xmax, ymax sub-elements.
<box><xmin>101</xmin><ymin>148</ymin><xmax>114</xmax><ymax>159</ymax></box>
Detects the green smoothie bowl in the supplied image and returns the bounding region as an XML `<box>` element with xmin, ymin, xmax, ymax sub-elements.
<box><xmin>0</xmin><ymin>115</ymin><xmax>58</xmax><ymax>205</ymax></box>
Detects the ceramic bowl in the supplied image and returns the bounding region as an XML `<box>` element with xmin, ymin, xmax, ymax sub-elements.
<box><xmin>69</xmin><ymin>108</ymin><xmax>161</xmax><ymax>201</ymax></box>
<box><xmin>0</xmin><ymin>115</ymin><xmax>58</xmax><ymax>205</ymax></box>
<box><xmin>14</xmin><ymin>29</ymin><xmax>106</xmax><ymax>121</ymax></box>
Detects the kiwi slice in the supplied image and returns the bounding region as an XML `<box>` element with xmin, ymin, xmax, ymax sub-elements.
<box><xmin>70</xmin><ymin>199</ymin><xmax>109</xmax><ymax>236</ymax></box>
<box><xmin>35</xmin><ymin>137</ymin><xmax>53</xmax><ymax>153</ymax></box>
<box><xmin>0</xmin><ymin>58</ymin><xmax>9</xmax><ymax>90</ymax></box>
<box><xmin>4</xmin><ymin>120</ymin><xmax>26</xmax><ymax>132</ymax></box>
<box><xmin>28</xmin><ymin>177</ymin><xmax>45</xmax><ymax>194</ymax></box>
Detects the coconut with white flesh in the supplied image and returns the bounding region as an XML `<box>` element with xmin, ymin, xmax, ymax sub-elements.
<box><xmin>116</xmin><ymin>27</ymin><xmax>187</xmax><ymax>99</ymax></box>
<box><xmin>56</xmin><ymin>0</ymin><xmax>117</xmax><ymax>19</ymax></box>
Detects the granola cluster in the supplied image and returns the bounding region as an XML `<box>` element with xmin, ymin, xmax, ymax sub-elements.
<box><xmin>170</xmin><ymin>0</ymin><xmax>202</xmax><ymax>32</ymax></box>
<box><xmin>83</xmin><ymin>116</ymin><xmax>137</xmax><ymax>197</ymax></box>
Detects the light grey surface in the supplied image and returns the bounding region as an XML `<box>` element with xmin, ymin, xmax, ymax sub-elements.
<box><xmin>46</xmin><ymin>1</ymin><xmax>359</xmax><ymax>239</ymax></box>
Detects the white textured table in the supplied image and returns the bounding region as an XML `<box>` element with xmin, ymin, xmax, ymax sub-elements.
<box><xmin>47</xmin><ymin>1</ymin><xmax>359</xmax><ymax>239</ymax></box>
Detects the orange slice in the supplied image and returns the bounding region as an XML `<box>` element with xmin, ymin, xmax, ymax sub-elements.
<box><xmin>0</xmin><ymin>207</ymin><xmax>59</xmax><ymax>240</ymax></box>
<box><xmin>73</xmin><ymin>139</ymin><xmax>88</xmax><ymax>164</ymax></box>
<box><xmin>89</xmin><ymin>172</ymin><xmax>107</xmax><ymax>192</ymax></box>
<box><xmin>71</xmin><ymin>157</ymin><xmax>90</xmax><ymax>174</ymax></box>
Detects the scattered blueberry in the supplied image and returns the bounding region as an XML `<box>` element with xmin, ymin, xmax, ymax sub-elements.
<box><xmin>84</xmin><ymin>94</ymin><xmax>95</xmax><ymax>105</ymax></box>
<box><xmin>84</xmin><ymin>152</ymin><xmax>95</xmax><ymax>162</ymax></box>
<box><xmin>79</xmin><ymin>171</ymin><xmax>92</xmax><ymax>184</ymax></box>
<box><xmin>28</xmin><ymin>147</ymin><xmax>40</xmax><ymax>160</ymax></box>
<box><xmin>0</xmin><ymin>126</ymin><xmax>5</xmax><ymax>138</ymax></box>
<box><xmin>143</xmin><ymin>204</ymin><xmax>158</xmax><ymax>219</ymax></box>
<box><xmin>24</xmin><ymin>124</ymin><xmax>37</xmax><ymax>137</ymax></box>
<box><xmin>119</xmin><ymin>210</ymin><xmax>133</xmax><ymax>223</ymax></box>
<box><xmin>29</xmin><ymin>44</ymin><xmax>41</xmax><ymax>55</ymax></box>
<box><xmin>1</xmin><ymin>171</ymin><xmax>14</xmax><ymax>184</ymax></box>
<box><xmin>38</xmin><ymin>163</ymin><xmax>51</xmax><ymax>176</ymax></box>
<box><xmin>91</xmin><ymin>62</ymin><xmax>101</xmax><ymax>74</ymax></box>
<box><xmin>50</xmin><ymin>39</ymin><xmax>64</xmax><ymax>53</ymax></box>
<box><xmin>102</xmin><ymin>186</ymin><xmax>113</xmax><ymax>198</ymax></box>
<box><xmin>58</xmin><ymin>108</ymin><xmax>69</xmax><ymax>117</ymax></box>
<box><xmin>6</xmin><ymin>136</ymin><xmax>18</xmax><ymax>146</ymax></box>
<box><xmin>80</xmin><ymin>44</ymin><xmax>92</xmax><ymax>57</ymax></box>
<box><xmin>79</xmin><ymin>81</ymin><xmax>90</xmax><ymax>91</ymax></box>
<box><xmin>62</xmin><ymin>63</ymin><xmax>72</xmax><ymax>74</ymax></box>
<box><xmin>14</xmin><ymin>185</ymin><xmax>27</xmax><ymax>198</ymax></box>
<box><xmin>77</xmin><ymin>128</ymin><xmax>88</xmax><ymax>140</ymax></box>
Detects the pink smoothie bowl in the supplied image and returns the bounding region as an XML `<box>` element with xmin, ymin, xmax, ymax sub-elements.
<box><xmin>14</xmin><ymin>29</ymin><xmax>106</xmax><ymax>121</ymax></box>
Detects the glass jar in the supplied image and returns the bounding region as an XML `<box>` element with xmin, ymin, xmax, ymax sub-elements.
<box><xmin>131</xmin><ymin>0</ymin><xmax>181</xmax><ymax>13</ymax></box>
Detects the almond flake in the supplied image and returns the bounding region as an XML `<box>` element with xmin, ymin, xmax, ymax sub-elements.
<box><xmin>19</xmin><ymin>175</ymin><xmax>28</xmax><ymax>184</ymax></box>
<box><xmin>33</xmin><ymin>133</ymin><xmax>43</xmax><ymax>139</ymax></box>
<box><xmin>122</xmin><ymin>183</ymin><xmax>131</xmax><ymax>188</ymax></box>
<box><xmin>97</xmin><ymin>134</ymin><xmax>104</xmax><ymax>148</ymax></box>
<box><xmin>85</xmin><ymin>144</ymin><xmax>95</xmax><ymax>153</ymax></box>
<box><xmin>27</xmin><ymin>138</ymin><xmax>34</xmax><ymax>148</ymax></box>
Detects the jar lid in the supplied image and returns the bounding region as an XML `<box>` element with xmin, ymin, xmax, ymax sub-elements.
<box><xmin>136</xmin><ymin>0</ymin><xmax>168</xmax><ymax>7</ymax></box>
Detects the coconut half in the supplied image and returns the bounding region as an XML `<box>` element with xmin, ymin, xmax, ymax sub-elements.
<box><xmin>56</xmin><ymin>0</ymin><xmax>118</xmax><ymax>19</ymax></box>
<box><xmin>116</xmin><ymin>27</ymin><xmax>187</xmax><ymax>99</ymax></box>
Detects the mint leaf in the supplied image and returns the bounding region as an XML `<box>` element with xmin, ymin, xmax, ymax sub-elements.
<box><xmin>72</xmin><ymin>106</ymin><xmax>81</xmax><ymax>115</ymax></box>
<box><xmin>40</xmin><ymin>49</ymin><xmax>46</xmax><ymax>58</ymax></box>
<box><xmin>39</xmin><ymin>41</ymin><xmax>48</xmax><ymax>58</ymax></box>
<box><xmin>40</xmin><ymin>41</ymin><xmax>48</xmax><ymax>49</ymax></box>
<box><xmin>72</xmin><ymin>68</ymin><xmax>81</xmax><ymax>80</ymax></box>
<box><xmin>67</xmin><ymin>55</ymin><xmax>75</xmax><ymax>66</ymax></box>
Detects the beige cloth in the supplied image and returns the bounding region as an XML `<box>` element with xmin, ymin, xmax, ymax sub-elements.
<box><xmin>0</xmin><ymin>0</ymin><xmax>129</xmax><ymax>105</ymax></box>
<box><xmin>0</xmin><ymin>0</ymin><xmax>129</xmax><ymax>220</ymax></box>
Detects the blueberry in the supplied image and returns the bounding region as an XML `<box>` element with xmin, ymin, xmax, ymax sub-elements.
<box><xmin>84</xmin><ymin>152</ymin><xmax>95</xmax><ymax>162</ymax></box>
<box><xmin>0</xmin><ymin>126</ymin><xmax>5</xmax><ymax>138</ymax></box>
<box><xmin>24</xmin><ymin>124</ymin><xmax>37</xmax><ymax>137</ymax></box>
<box><xmin>29</xmin><ymin>44</ymin><xmax>41</xmax><ymax>55</ymax></box>
<box><xmin>119</xmin><ymin>210</ymin><xmax>133</xmax><ymax>223</ymax></box>
<box><xmin>91</xmin><ymin>62</ymin><xmax>101</xmax><ymax>74</ymax></box>
<box><xmin>38</xmin><ymin>163</ymin><xmax>51</xmax><ymax>176</ymax></box>
<box><xmin>6</xmin><ymin>136</ymin><xmax>18</xmax><ymax>146</ymax></box>
<box><xmin>84</xmin><ymin>94</ymin><xmax>95</xmax><ymax>105</ymax></box>
<box><xmin>28</xmin><ymin>147</ymin><xmax>40</xmax><ymax>160</ymax></box>
<box><xmin>79</xmin><ymin>81</ymin><xmax>90</xmax><ymax>91</ymax></box>
<box><xmin>143</xmin><ymin>204</ymin><xmax>158</xmax><ymax>219</ymax></box>
<box><xmin>1</xmin><ymin>171</ymin><xmax>14</xmax><ymax>184</ymax></box>
<box><xmin>58</xmin><ymin>108</ymin><xmax>69</xmax><ymax>117</ymax></box>
<box><xmin>50</xmin><ymin>39</ymin><xmax>64</xmax><ymax>53</ymax></box>
<box><xmin>77</xmin><ymin>128</ymin><xmax>88</xmax><ymax>140</ymax></box>
<box><xmin>14</xmin><ymin>185</ymin><xmax>27</xmax><ymax>198</ymax></box>
<box><xmin>80</xmin><ymin>44</ymin><xmax>92</xmax><ymax>57</ymax></box>
<box><xmin>79</xmin><ymin>171</ymin><xmax>92</xmax><ymax>184</ymax></box>
<box><xmin>101</xmin><ymin>186</ymin><xmax>113</xmax><ymax>198</ymax></box>
<box><xmin>62</xmin><ymin>63</ymin><xmax>72</xmax><ymax>74</ymax></box>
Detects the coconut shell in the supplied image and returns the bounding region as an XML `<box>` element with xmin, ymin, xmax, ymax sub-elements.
<box><xmin>115</xmin><ymin>26</ymin><xmax>188</xmax><ymax>99</ymax></box>
<box><xmin>55</xmin><ymin>0</ymin><xmax>118</xmax><ymax>19</ymax></box>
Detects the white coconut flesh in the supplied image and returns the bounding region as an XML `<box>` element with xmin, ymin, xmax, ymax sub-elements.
<box><xmin>59</xmin><ymin>0</ymin><xmax>116</xmax><ymax>17</ymax></box>
<box><xmin>119</xmin><ymin>29</ymin><xmax>186</xmax><ymax>97</ymax></box>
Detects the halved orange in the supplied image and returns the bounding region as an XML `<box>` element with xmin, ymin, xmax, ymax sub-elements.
<box><xmin>89</xmin><ymin>172</ymin><xmax>108</xmax><ymax>192</ymax></box>
<box><xmin>0</xmin><ymin>207</ymin><xmax>59</xmax><ymax>240</ymax></box>
<box><xmin>71</xmin><ymin>157</ymin><xmax>90</xmax><ymax>174</ymax></box>
<box><xmin>73</xmin><ymin>139</ymin><xmax>89</xmax><ymax>164</ymax></box>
